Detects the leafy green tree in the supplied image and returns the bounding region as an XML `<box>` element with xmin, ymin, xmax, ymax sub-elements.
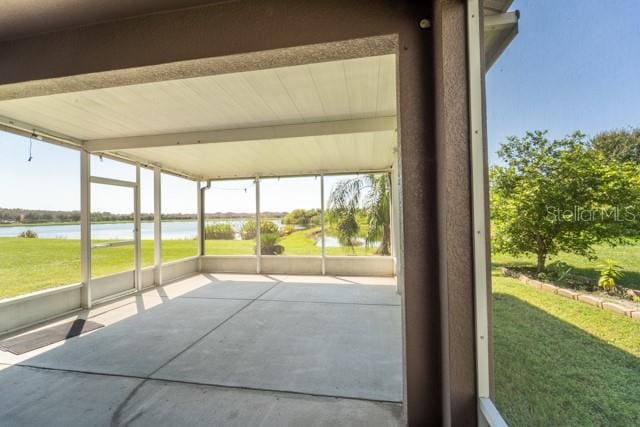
<box><xmin>491</xmin><ymin>130</ymin><xmax>640</xmax><ymax>273</ymax></box>
<box><xmin>328</xmin><ymin>174</ymin><xmax>391</xmax><ymax>255</ymax></box>
<box><xmin>592</xmin><ymin>127</ymin><xmax>640</xmax><ymax>165</ymax></box>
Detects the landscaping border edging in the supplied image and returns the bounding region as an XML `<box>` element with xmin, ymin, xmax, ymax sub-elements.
<box><xmin>500</xmin><ymin>267</ymin><xmax>640</xmax><ymax>321</ymax></box>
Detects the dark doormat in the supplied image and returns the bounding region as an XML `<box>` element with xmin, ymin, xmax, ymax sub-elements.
<box><xmin>0</xmin><ymin>319</ymin><xmax>104</xmax><ymax>355</ymax></box>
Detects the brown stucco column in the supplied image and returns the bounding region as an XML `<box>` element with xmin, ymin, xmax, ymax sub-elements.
<box><xmin>433</xmin><ymin>0</ymin><xmax>478</xmax><ymax>425</ymax></box>
<box><xmin>0</xmin><ymin>1</ymin><xmax>478</xmax><ymax>424</ymax></box>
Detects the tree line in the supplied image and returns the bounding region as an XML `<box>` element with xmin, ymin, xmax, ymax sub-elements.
<box><xmin>0</xmin><ymin>207</ymin><xmax>288</xmax><ymax>225</ymax></box>
<box><xmin>0</xmin><ymin>208</ymin><xmax>196</xmax><ymax>224</ymax></box>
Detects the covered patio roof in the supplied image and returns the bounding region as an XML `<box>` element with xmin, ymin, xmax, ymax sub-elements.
<box><xmin>0</xmin><ymin>54</ymin><xmax>398</xmax><ymax>180</ymax></box>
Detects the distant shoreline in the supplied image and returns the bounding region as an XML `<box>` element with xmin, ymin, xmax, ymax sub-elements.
<box><xmin>0</xmin><ymin>216</ymin><xmax>284</xmax><ymax>228</ymax></box>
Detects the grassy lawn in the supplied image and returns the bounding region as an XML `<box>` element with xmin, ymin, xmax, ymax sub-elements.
<box><xmin>0</xmin><ymin>229</ymin><xmax>381</xmax><ymax>298</ymax></box>
<box><xmin>0</xmin><ymin>238</ymin><xmax>201</xmax><ymax>298</ymax></box>
<box><xmin>493</xmin><ymin>243</ymin><xmax>640</xmax><ymax>290</ymax></box>
<box><xmin>203</xmin><ymin>228</ymin><xmax>378</xmax><ymax>256</ymax></box>
<box><xmin>493</xmin><ymin>270</ymin><xmax>640</xmax><ymax>426</ymax></box>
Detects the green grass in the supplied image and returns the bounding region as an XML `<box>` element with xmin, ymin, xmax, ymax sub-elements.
<box><xmin>493</xmin><ymin>243</ymin><xmax>640</xmax><ymax>290</ymax></box>
<box><xmin>493</xmin><ymin>270</ymin><xmax>640</xmax><ymax>426</ymax></box>
<box><xmin>0</xmin><ymin>229</ymin><xmax>380</xmax><ymax>299</ymax></box>
<box><xmin>204</xmin><ymin>239</ymin><xmax>254</xmax><ymax>255</ymax></box>
<box><xmin>0</xmin><ymin>238</ymin><xmax>200</xmax><ymax>298</ymax></box>
<box><xmin>0</xmin><ymin>238</ymin><xmax>82</xmax><ymax>298</ymax></box>
<box><xmin>203</xmin><ymin>227</ymin><xmax>378</xmax><ymax>256</ymax></box>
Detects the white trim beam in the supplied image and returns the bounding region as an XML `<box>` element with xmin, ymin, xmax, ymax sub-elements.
<box><xmin>84</xmin><ymin>117</ymin><xmax>397</xmax><ymax>152</ymax></box>
<box><xmin>197</xmin><ymin>181</ymin><xmax>205</xmax><ymax>257</ymax></box>
<box><xmin>80</xmin><ymin>151</ymin><xmax>92</xmax><ymax>309</ymax></box>
<box><xmin>255</xmin><ymin>176</ymin><xmax>261</xmax><ymax>274</ymax></box>
<box><xmin>154</xmin><ymin>167</ymin><xmax>163</xmax><ymax>286</ymax></box>
<box><xmin>478</xmin><ymin>398</ymin><xmax>508</xmax><ymax>427</ymax></box>
<box><xmin>468</xmin><ymin>0</ymin><xmax>492</xmax><ymax>399</ymax></box>
<box><xmin>134</xmin><ymin>165</ymin><xmax>142</xmax><ymax>291</ymax></box>
<box><xmin>91</xmin><ymin>240</ymin><xmax>135</xmax><ymax>249</ymax></box>
<box><xmin>0</xmin><ymin>114</ymin><xmax>201</xmax><ymax>181</ymax></box>
<box><xmin>320</xmin><ymin>173</ymin><xmax>326</xmax><ymax>275</ymax></box>
<box><xmin>90</xmin><ymin>176</ymin><xmax>137</xmax><ymax>188</ymax></box>
<box><xmin>0</xmin><ymin>114</ymin><xmax>83</xmax><ymax>151</ymax></box>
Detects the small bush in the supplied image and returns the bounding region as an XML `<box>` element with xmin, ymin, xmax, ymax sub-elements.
<box><xmin>18</xmin><ymin>229</ymin><xmax>38</xmax><ymax>238</ymax></box>
<box><xmin>260</xmin><ymin>232</ymin><xmax>284</xmax><ymax>255</ymax></box>
<box><xmin>241</xmin><ymin>219</ymin><xmax>280</xmax><ymax>240</ymax></box>
<box><xmin>598</xmin><ymin>259</ymin><xmax>624</xmax><ymax>292</ymax></box>
<box><xmin>204</xmin><ymin>223</ymin><xmax>235</xmax><ymax>240</ymax></box>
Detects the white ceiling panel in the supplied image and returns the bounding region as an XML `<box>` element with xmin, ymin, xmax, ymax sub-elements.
<box><xmin>0</xmin><ymin>54</ymin><xmax>397</xmax><ymax>141</ymax></box>
<box><xmin>117</xmin><ymin>130</ymin><xmax>396</xmax><ymax>180</ymax></box>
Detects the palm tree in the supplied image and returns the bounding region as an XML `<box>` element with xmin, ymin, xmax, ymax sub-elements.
<box><xmin>327</xmin><ymin>173</ymin><xmax>391</xmax><ymax>255</ymax></box>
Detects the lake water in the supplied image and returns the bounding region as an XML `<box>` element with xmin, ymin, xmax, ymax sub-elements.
<box><xmin>0</xmin><ymin>219</ymin><xmax>360</xmax><ymax>247</ymax></box>
<box><xmin>0</xmin><ymin>219</ymin><xmax>276</xmax><ymax>240</ymax></box>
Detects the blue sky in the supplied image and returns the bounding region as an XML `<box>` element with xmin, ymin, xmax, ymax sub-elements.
<box><xmin>487</xmin><ymin>0</ymin><xmax>640</xmax><ymax>163</ymax></box>
<box><xmin>2</xmin><ymin>0</ymin><xmax>639</xmax><ymax>213</ymax></box>
<box><xmin>0</xmin><ymin>135</ymin><xmax>340</xmax><ymax>214</ymax></box>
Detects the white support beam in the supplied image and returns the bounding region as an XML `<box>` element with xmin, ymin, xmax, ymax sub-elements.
<box><xmin>320</xmin><ymin>174</ymin><xmax>326</xmax><ymax>275</ymax></box>
<box><xmin>391</xmin><ymin>150</ymin><xmax>404</xmax><ymax>295</ymax></box>
<box><xmin>468</xmin><ymin>0</ymin><xmax>492</xmax><ymax>399</ymax></box>
<box><xmin>153</xmin><ymin>167</ymin><xmax>163</xmax><ymax>286</ymax></box>
<box><xmin>0</xmin><ymin>114</ymin><xmax>83</xmax><ymax>151</ymax></box>
<box><xmin>90</xmin><ymin>176</ymin><xmax>137</xmax><ymax>188</ymax></box>
<box><xmin>255</xmin><ymin>176</ymin><xmax>261</xmax><ymax>274</ymax></box>
<box><xmin>84</xmin><ymin>116</ymin><xmax>397</xmax><ymax>152</ymax></box>
<box><xmin>80</xmin><ymin>150</ymin><xmax>92</xmax><ymax>308</ymax></box>
<box><xmin>478</xmin><ymin>398</ymin><xmax>508</xmax><ymax>427</ymax></box>
<box><xmin>134</xmin><ymin>165</ymin><xmax>142</xmax><ymax>291</ymax></box>
<box><xmin>91</xmin><ymin>240</ymin><xmax>135</xmax><ymax>249</ymax></box>
<box><xmin>0</xmin><ymin>114</ymin><xmax>201</xmax><ymax>182</ymax></box>
<box><xmin>197</xmin><ymin>181</ymin><xmax>205</xmax><ymax>257</ymax></box>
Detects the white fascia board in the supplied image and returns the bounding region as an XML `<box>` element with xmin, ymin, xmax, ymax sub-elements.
<box><xmin>484</xmin><ymin>11</ymin><xmax>518</xmax><ymax>31</ymax></box>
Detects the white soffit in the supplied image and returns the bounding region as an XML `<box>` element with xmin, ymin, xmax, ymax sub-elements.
<box><xmin>0</xmin><ymin>54</ymin><xmax>398</xmax><ymax>179</ymax></box>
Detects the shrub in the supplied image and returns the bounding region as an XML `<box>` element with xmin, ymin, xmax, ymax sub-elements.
<box><xmin>18</xmin><ymin>229</ymin><xmax>38</xmax><ymax>238</ymax></box>
<box><xmin>240</xmin><ymin>219</ymin><xmax>280</xmax><ymax>239</ymax></box>
<box><xmin>259</xmin><ymin>232</ymin><xmax>284</xmax><ymax>255</ymax></box>
<box><xmin>546</xmin><ymin>261</ymin><xmax>573</xmax><ymax>283</ymax></box>
<box><xmin>598</xmin><ymin>259</ymin><xmax>624</xmax><ymax>292</ymax></box>
<box><xmin>204</xmin><ymin>223</ymin><xmax>234</xmax><ymax>240</ymax></box>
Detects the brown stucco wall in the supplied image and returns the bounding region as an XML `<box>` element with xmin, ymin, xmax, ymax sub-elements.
<box><xmin>0</xmin><ymin>1</ymin><xmax>477</xmax><ymax>424</ymax></box>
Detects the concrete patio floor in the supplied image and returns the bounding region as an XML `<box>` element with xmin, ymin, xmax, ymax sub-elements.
<box><xmin>0</xmin><ymin>273</ymin><xmax>403</xmax><ymax>426</ymax></box>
